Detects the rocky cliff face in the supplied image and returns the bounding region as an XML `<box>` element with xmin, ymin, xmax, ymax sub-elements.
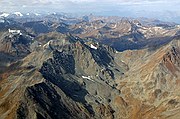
<box><xmin>0</xmin><ymin>32</ymin><xmax>180</xmax><ymax>119</ymax></box>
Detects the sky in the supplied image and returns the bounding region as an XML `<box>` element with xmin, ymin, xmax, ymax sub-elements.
<box><xmin>0</xmin><ymin>0</ymin><xmax>180</xmax><ymax>22</ymax></box>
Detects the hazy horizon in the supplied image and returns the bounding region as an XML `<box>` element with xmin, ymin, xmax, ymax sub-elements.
<box><xmin>0</xmin><ymin>0</ymin><xmax>180</xmax><ymax>23</ymax></box>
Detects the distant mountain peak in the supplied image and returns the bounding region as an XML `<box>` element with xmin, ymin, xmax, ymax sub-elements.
<box><xmin>0</xmin><ymin>13</ymin><xmax>9</xmax><ymax>17</ymax></box>
<box><xmin>13</xmin><ymin>12</ymin><xmax>23</xmax><ymax>17</ymax></box>
<box><xmin>34</xmin><ymin>13</ymin><xmax>41</xmax><ymax>16</ymax></box>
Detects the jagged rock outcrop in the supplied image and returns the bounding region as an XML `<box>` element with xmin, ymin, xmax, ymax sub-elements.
<box><xmin>17</xmin><ymin>82</ymin><xmax>91</xmax><ymax>119</ymax></box>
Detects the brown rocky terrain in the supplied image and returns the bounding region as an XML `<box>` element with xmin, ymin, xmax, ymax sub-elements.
<box><xmin>0</xmin><ymin>16</ymin><xmax>180</xmax><ymax>119</ymax></box>
<box><xmin>114</xmin><ymin>38</ymin><xmax>180</xmax><ymax>119</ymax></box>
<box><xmin>68</xmin><ymin>17</ymin><xmax>180</xmax><ymax>51</ymax></box>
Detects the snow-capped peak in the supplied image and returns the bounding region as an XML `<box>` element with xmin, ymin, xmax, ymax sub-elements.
<box><xmin>26</xmin><ymin>13</ymin><xmax>30</xmax><ymax>16</ymax></box>
<box><xmin>14</xmin><ymin>12</ymin><xmax>23</xmax><ymax>17</ymax></box>
<box><xmin>0</xmin><ymin>13</ymin><xmax>9</xmax><ymax>17</ymax></box>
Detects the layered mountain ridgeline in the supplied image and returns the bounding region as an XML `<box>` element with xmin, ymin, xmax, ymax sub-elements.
<box><xmin>0</xmin><ymin>31</ymin><xmax>180</xmax><ymax>119</ymax></box>
<box><xmin>1</xmin><ymin>15</ymin><xmax>180</xmax><ymax>52</ymax></box>
<box><xmin>69</xmin><ymin>18</ymin><xmax>180</xmax><ymax>51</ymax></box>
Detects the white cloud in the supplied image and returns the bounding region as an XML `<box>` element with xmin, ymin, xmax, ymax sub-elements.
<box><xmin>0</xmin><ymin>0</ymin><xmax>179</xmax><ymax>16</ymax></box>
<box><xmin>0</xmin><ymin>0</ymin><xmax>179</xmax><ymax>6</ymax></box>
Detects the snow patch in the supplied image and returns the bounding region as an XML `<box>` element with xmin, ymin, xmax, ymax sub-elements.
<box><xmin>121</xmin><ymin>60</ymin><xmax>125</xmax><ymax>63</ymax></box>
<box><xmin>43</xmin><ymin>40</ymin><xmax>51</xmax><ymax>48</ymax></box>
<box><xmin>0</xmin><ymin>13</ymin><xmax>9</xmax><ymax>17</ymax></box>
<box><xmin>90</xmin><ymin>44</ymin><xmax>97</xmax><ymax>50</ymax></box>
<box><xmin>14</xmin><ymin>12</ymin><xmax>23</xmax><ymax>17</ymax></box>
<box><xmin>34</xmin><ymin>13</ymin><xmax>40</xmax><ymax>16</ymax></box>
<box><xmin>112</xmin><ymin>24</ymin><xmax>117</xmax><ymax>28</ymax></box>
<box><xmin>82</xmin><ymin>76</ymin><xmax>95</xmax><ymax>82</ymax></box>
<box><xmin>8</xmin><ymin>29</ymin><xmax>21</xmax><ymax>35</ymax></box>
<box><xmin>0</xmin><ymin>19</ymin><xmax>5</xmax><ymax>23</ymax></box>
<box><xmin>176</xmin><ymin>25</ymin><xmax>180</xmax><ymax>28</ymax></box>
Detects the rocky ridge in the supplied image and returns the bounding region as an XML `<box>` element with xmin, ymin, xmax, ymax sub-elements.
<box><xmin>0</xmin><ymin>17</ymin><xmax>180</xmax><ymax>119</ymax></box>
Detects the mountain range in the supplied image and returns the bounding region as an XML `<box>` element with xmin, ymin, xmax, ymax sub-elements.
<box><xmin>0</xmin><ymin>13</ymin><xmax>180</xmax><ymax>119</ymax></box>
